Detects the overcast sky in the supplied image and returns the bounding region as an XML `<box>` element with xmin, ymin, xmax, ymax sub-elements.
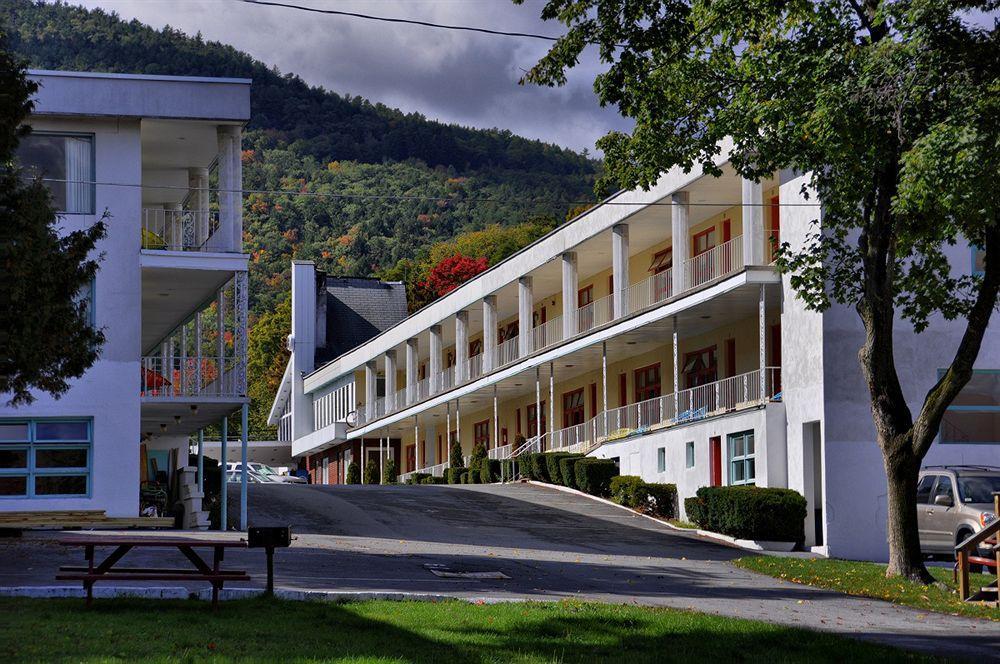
<box><xmin>65</xmin><ymin>0</ymin><xmax>631</xmax><ymax>154</ymax></box>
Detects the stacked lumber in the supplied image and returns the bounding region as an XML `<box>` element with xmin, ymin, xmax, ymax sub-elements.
<box><xmin>0</xmin><ymin>510</ymin><xmax>174</xmax><ymax>530</ymax></box>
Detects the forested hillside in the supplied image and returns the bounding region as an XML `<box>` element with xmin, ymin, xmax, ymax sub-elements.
<box><xmin>5</xmin><ymin>1</ymin><xmax>600</xmax><ymax>432</ymax></box>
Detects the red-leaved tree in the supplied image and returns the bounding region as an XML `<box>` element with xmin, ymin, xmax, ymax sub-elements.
<box><xmin>422</xmin><ymin>254</ymin><xmax>489</xmax><ymax>297</ymax></box>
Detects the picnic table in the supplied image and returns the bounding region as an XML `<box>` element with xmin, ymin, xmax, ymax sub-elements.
<box><xmin>57</xmin><ymin>534</ymin><xmax>250</xmax><ymax>609</ymax></box>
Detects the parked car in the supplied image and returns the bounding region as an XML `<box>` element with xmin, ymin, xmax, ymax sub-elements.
<box><xmin>225</xmin><ymin>469</ymin><xmax>271</xmax><ymax>484</ymax></box>
<box><xmin>250</xmin><ymin>462</ymin><xmax>306</xmax><ymax>484</ymax></box>
<box><xmin>917</xmin><ymin>466</ymin><xmax>999</xmax><ymax>561</ymax></box>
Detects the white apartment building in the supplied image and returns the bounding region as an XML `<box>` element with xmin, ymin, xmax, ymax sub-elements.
<box><xmin>0</xmin><ymin>71</ymin><xmax>251</xmax><ymax>519</ymax></box>
<box><xmin>271</xmin><ymin>142</ymin><xmax>998</xmax><ymax>561</ymax></box>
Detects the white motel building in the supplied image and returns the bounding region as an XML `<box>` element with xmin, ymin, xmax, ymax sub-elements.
<box><xmin>271</xmin><ymin>139</ymin><xmax>999</xmax><ymax>561</ymax></box>
<box><xmin>0</xmin><ymin>71</ymin><xmax>252</xmax><ymax>520</ymax></box>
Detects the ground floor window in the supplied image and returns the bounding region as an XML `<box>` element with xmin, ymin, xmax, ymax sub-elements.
<box><xmin>685</xmin><ymin>441</ymin><xmax>695</xmax><ymax>469</ymax></box>
<box><xmin>656</xmin><ymin>447</ymin><xmax>666</xmax><ymax>473</ymax></box>
<box><xmin>563</xmin><ymin>389</ymin><xmax>585</xmax><ymax>428</ymax></box>
<box><xmin>727</xmin><ymin>430</ymin><xmax>755</xmax><ymax>486</ymax></box>
<box><xmin>473</xmin><ymin>420</ymin><xmax>490</xmax><ymax>448</ymax></box>
<box><xmin>939</xmin><ymin>370</ymin><xmax>999</xmax><ymax>443</ymax></box>
<box><xmin>0</xmin><ymin>418</ymin><xmax>92</xmax><ymax>498</ymax></box>
<box><xmin>527</xmin><ymin>403</ymin><xmax>546</xmax><ymax>437</ymax></box>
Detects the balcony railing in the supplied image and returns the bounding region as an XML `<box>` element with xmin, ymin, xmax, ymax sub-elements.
<box><xmin>141</xmin><ymin>208</ymin><xmax>220</xmax><ymax>252</ymax></box>
<box><xmin>278</xmin><ymin>412</ymin><xmax>292</xmax><ymax>443</ymax></box>
<box><xmin>140</xmin><ymin>355</ymin><xmax>242</xmax><ymax>398</ymax></box>
<box><xmin>531</xmin><ymin>316</ymin><xmax>563</xmax><ymax>353</ymax></box>
<box><xmin>625</xmin><ymin>269</ymin><xmax>673</xmax><ymax>316</ymax></box>
<box><xmin>399</xmin><ymin>460</ymin><xmax>449</xmax><ymax>483</ymax></box>
<box><xmin>467</xmin><ymin>353</ymin><xmax>485</xmax><ymax>382</ymax></box>
<box><xmin>576</xmin><ymin>293</ymin><xmax>615</xmax><ymax>334</ymax></box>
<box><xmin>495</xmin><ymin>336</ymin><xmax>520</xmax><ymax>368</ymax></box>
<box><xmin>683</xmin><ymin>235</ymin><xmax>743</xmax><ymax>290</ymax></box>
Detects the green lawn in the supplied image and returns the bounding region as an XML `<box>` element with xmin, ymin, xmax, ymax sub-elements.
<box><xmin>735</xmin><ymin>556</ymin><xmax>998</xmax><ymax>621</ymax></box>
<box><xmin>0</xmin><ymin>596</ymin><xmax>936</xmax><ymax>663</ymax></box>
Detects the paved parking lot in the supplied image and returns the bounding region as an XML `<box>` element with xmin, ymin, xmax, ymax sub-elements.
<box><xmin>1</xmin><ymin>482</ymin><xmax>997</xmax><ymax>657</ymax></box>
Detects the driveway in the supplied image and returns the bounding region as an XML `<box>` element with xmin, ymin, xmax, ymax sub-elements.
<box><xmin>1</xmin><ymin>482</ymin><xmax>997</xmax><ymax>658</ymax></box>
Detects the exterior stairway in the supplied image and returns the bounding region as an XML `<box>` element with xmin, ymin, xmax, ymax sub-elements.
<box><xmin>177</xmin><ymin>466</ymin><xmax>210</xmax><ymax>530</ymax></box>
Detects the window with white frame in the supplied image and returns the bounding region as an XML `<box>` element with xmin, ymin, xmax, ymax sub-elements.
<box><xmin>685</xmin><ymin>441</ymin><xmax>695</xmax><ymax>468</ymax></box>
<box><xmin>940</xmin><ymin>370</ymin><xmax>999</xmax><ymax>444</ymax></box>
<box><xmin>74</xmin><ymin>278</ymin><xmax>95</xmax><ymax>327</ymax></box>
<box><xmin>0</xmin><ymin>419</ymin><xmax>92</xmax><ymax>498</ymax></box>
<box><xmin>727</xmin><ymin>430</ymin><xmax>755</xmax><ymax>485</ymax></box>
<box><xmin>656</xmin><ymin>447</ymin><xmax>666</xmax><ymax>473</ymax></box>
<box><xmin>17</xmin><ymin>133</ymin><xmax>95</xmax><ymax>214</ymax></box>
<box><xmin>972</xmin><ymin>245</ymin><xmax>985</xmax><ymax>276</ymax></box>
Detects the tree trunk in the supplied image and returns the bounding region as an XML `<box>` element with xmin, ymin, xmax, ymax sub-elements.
<box><xmin>882</xmin><ymin>445</ymin><xmax>934</xmax><ymax>582</ymax></box>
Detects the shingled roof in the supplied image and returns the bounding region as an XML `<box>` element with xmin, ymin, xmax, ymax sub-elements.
<box><xmin>315</xmin><ymin>276</ymin><xmax>409</xmax><ymax>366</ymax></box>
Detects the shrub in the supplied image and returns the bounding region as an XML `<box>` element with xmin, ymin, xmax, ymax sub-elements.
<box><xmin>500</xmin><ymin>459</ymin><xmax>516</xmax><ymax>480</ymax></box>
<box><xmin>574</xmin><ymin>458</ymin><xmax>618</xmax><ymax>496</ymax></box>
<box><xmin>420</xmin><ymin>475</ymin><xmax>447</xmax><ymax>484</ymax></box>
<box><xmin>468</xmin><ymin>441</ymin><xmax>488</xmax><ymax>478</ymax></box>
<box><xmin>406</xmin><ymin>473</ymin><xmax>430</xmax><ymax>485</ymax></box>
<box><xmin>610</xmin><ymin>475</ymin><xmax>645</xmax><ymax>507</ymax></box>
<box><xmin>545</xmin><ymin>453</ymin><xmax>580</xmax><ymax>486</ymax></box>
<box><xmin>516</xmin><ymin>453</ymin><xmax>535</xmax><ymax>480</ymax></box>
<box><xmin>559</xmin><ymin>455</ymin><xmax>584</xmax><ymax>489</ymax></box>
<box><xmin>639</xmin><ymin>483</ymin><xmax>677</xmax><ymax>519</ymax></box>
<box><xmin>460</xmin><ymin>471</ymin><xmax>471</xmax><ymax>484</ymax></box>
<box><xmin>363</xmin><ymin>459</ymin><xmax>378</xmax><ymax>485</ymax></box>
<box><xmin>480</xmin><ymin>459</ymin><xmax>500</xmax><ymax>484</ymax></box>
<box><xmin>529</xmin><ymin>453</ymin><xmax>549</xmax><ymax>483</ymax></box>
<box><xmin>345</xmin><ymin>462</ymin><xmax>360</xmax><ymax>484</ymax></box>
<box><xmin>446</xmin><ymin>467</ymin><xmax>467</xmax><ymax>484</ymax></box>
<box><xmin>684</xmin><ymin>486</ymin><xmax>807</xmax><ymax>542</ymax></box>
<box><xmin>382</xmin><ymin>457</ymin><xmax>398</xmax><ymax>484</ymax></box>
<box><xmin>449</xmin><ymin>438</ymin><xmax>464</xmax><ymax>469</ymax></box>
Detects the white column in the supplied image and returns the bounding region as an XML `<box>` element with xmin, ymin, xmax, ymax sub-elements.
<box><xmin>743</xmin><ymin>177</ymin><xmax>765</xmax><ymax>267</ymax></box>
<box><xmin>429</xmin><ymin>324</ymin><xmax>443</xmax><ymax>392</ymax></box>
<box><xmin>414</xmin><ymin>416</ymin><xmax>420</xmax><ymax>469</ymax></box>
<box><xmin>189</xmin><ymin>167</ymin><xmax>210</xmax><ymax>246</ymax></box>
<box><xmin>548</xmin><ymin>362</ymin><xmax>555</xmax><ymax>443</ymax></box>
<box><xmin>194</xmin><ymin>310</ymin><xmax>202</xmax><ymax>393</ymax></box>
<box><xmin>535</xmin><ymin>366</ymin><xmax>542</xmax><ymax>447</ymax></box>
<box><xmin>612</xmin><ymin>224</ymin><xmax>629</xmax><ymax>318</ymax></box>
<box><xmin>671</xmin><ymin>192</ymin><xmax>690</xmax><ymax>294</ymax></box>
<box><xmin>455</xmin><ymin>310</ymin><xmax>469</xmax><ymax>383</ymax></box>
<box><xmin>405</xmin><ymin>338</ymin><xmax>419</xmax><ymax>405</ymax></box>
<box><xmin>365</xmin><ymin>360</ymin><xmax>378</xmax><ymax>421</ymax></box>
<box><xmin>518</xmin><ymin>276</ymin><xmax>533</xmax><ymax>356</ymax></box>
<box><xmin>426</xmin><ymin>422</ymin><xmax>437</xmax><ymax>465</ymax></box>
<box><xmin>482</xmin><ymin>295</ymin><xmax>497</xmax><ymax>372</ymax></box>
<box><xmin>240</xmin><ymin>403</ymin><xmax>249</xmax><ymax>531</ymax></box>
<box><xmin>216</xmin><ymin>127</ymin><xmax>234</xmax><ymax>252</ymax></box>
<box><xmin>561</xmin><ymin>252</ymin><xmax>579</xmax><ymax>338</ymax></box>
<box><xmin>219</xmin><ymin>416</ymin><xmax>228</xmax><ymax>531</ymax></box>
<box><xmin>673</xmin><ymin>317</ymin><xmax>680</xmax><ymax>417</ymax></box>
<box><xmin>446</xmin><ymin>402</ymin><xmax>452</xmax><ymax>461</ymax></box>
<box><xmin>759</xmin><ymin>284</ymin><xmax>767</xmax><ymax>397</ymax></box>
<box><xmin>601</xmin><ymin>341</ymin><xmax>608</xmax><ymax>437</ymax></box>
<box><xmin>179</xmin><ymin>323</ymin><xmax>188</xmax><ymax>395</ymax></box>
<box><xmin>230</xmin><ymin>125</ymin><xmax>243</xmax><ymax>251</ymax></box>
<box><xmin>492</xmin><ymin>384</ymin><xmax>499</xmax><ymax>452</ymax></box>
<box><xmin>384</xmin><ymin>350</ymin><xmax>397</xmax><ymax>411</ymax></box>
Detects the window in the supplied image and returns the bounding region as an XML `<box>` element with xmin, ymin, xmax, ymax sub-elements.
<box><xmin>683</xmin><ymin>346</ymin><xmax>718</xmax><ymax>388</ymax></box>
<box><xmin>915</xmin><ymin>475</ymin><xmax>936</xmax><ymax>504</ymax></box>
<box><xmin>939</xmin><ymin>370</ymin><xmax>1000</xmax><ymax>443</ymax></box>
<box><xmin>473</xmin><ymin>420</ymin><xmax>490</xmax><ymax>448</ymax></box>
<box><xmin>649</xmin><ymin>248</ymin><xmax>672</xmax><ymax>274</ymax></box>
<box><xmin>563</xmin><ymin>389</ymin><xmax>585</xmax><ymax>428</ymax></box>
<box><xmin>931</xmin><ymin>476</ymin><xmax>954</xmax><ymax>505</ymax></box>
<box><xmin>469</xmin><ymin>339</ymin><xmax>483</xmax><ymax>356</ymax></box>
<box><xmin>499</xmin><ymin>321</ymin><xmax>518</xmax><ymax>343</ymax></box>
<box><xmin>526</xmin><ymin>403</ymin><xmax>546</xmax><ymax>437</ymax></box>
<box><xmin>0</xmin><ymin>418</ymin><xmax>91</xmax><ymax>498</ymax></box>
<box><xmin>727</xmin><ymin>430</ymin><xmax>755</xmax><ymax>485</ymax></box>
<box><xmin>972</xmin><ymin>245</ymin><xmax>985</xmax><ymax>276</ymax></box>
<box><xmin>74</xmin><ymin>278</ymin><xmax>96</xmax><ymax>327</ymax></box>
<box><xmin>685</xmin><ymin>441</ymin><xmax>695</xmax><ymax>469</ymax></box>
<box><xmin>577</xmin><ymin>285</ymin><xmax>594</xmax><ymax>307</ymax></box>
<box><xmin>692</xmin><ymin>227</ymin><xmax>716</xmax><ymax>257</ymax></box>
<box><xmin>634</xmin><ymin>364</ymin><xmax>661</xmax><ymax>401</ymax></box>
<box><xmin>17</xmin><ymin>133</ymin><xmax>95</xmax><ymax>214</ymax></box>
<box><xmin>657</xmin><ymin>447</ymin><xmax>666</xmax><ymax>473</ymax></box>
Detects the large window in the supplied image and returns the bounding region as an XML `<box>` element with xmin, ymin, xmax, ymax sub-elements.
<box><xmin>727</xmin><ymin>430</ymin><xmax>755</xmax><ymax>486</ymax></box>
<box><xmin>683</xmin><ymin>346</ymin><xmax>718</xmax><ymax>388</ymax></box>
<box><xmin>473</xmin><ymin>420</ymin><xmax>490</xmax><ymax>448</ymax></box>
<box><xmin>939</xmin><ymin>370</ymin><xmax>1000</xmax><ymax>444</ymax></box>
<box><xmin>17</xmin><ymin>133</ymin><xmax>95</xmax><ymax>214</ymax></box>
<box><xmin>0</xmin><ymin>419</ymin><xmax>92</xmax><ymax>498</ymax></box>
<box><xmin>527</xmin><ymin>403</ymin><xmax>547</xmax><ymax>437</ymax></box>
<box><xmin>562</xmin><ymin>389</ymin><xmax>585</xmax><ymax>428</ymax></box>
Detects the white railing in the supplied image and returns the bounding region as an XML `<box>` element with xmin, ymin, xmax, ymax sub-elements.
<box><xmin>415</xmin><ymin>376</ymin><xmax>431</xmax><ymax>401</ymax></box>
<box><xmin>683</xmin><ymin>235</ymin><xmax>744</xmax><ymax>290</ymax></box>
<box><xmin>511</xmin><ymin>435</ymin><xmax>541</xmax><ymax>458</ymax></box>
<box><xmin>140</xmin><ymin>355</ymin><xmax>242</xmax><ymax>398</ymax></box>
<box><xmin>439</xmin><ymin>368</ymin><xmax>455</xmax><ymax>391</ymax></box>
<box><xmin>575</xmin><ymin>293</ymin><xmax>615</xmax><ymax>334</ymax></box>
<box><xmin>495</xmin><ymin>336</ymin><xmax>520</xmax><ymax>368</ymax></box>
<box><xmin>467</xmin><ymin>353</ymin><xmax>484</xmax><ymax>382</ymax></box>
<box><xmin>488</xmin><ymin>443</ymin><xmax>512</xmax><ymax>460</ymax></box>
<box><xmin>399</xmin><ymin>460</ymin><xmax>450</xmax><ymax>483</ymax></box>
<box><xmin>531</xmin><ymin>316</ymin><xmax>563</xmax><ymax>353</ymax></box>
<box><xmin>545</xmin><ymin>421</ymin><xmax>590</xmax><ymax>452</ymax></box>
<box><xmin>625</xmin><ymin>269</ymin><xmax>673</xmax><ymax>316</ymax></box>
<box><xmin>141</xmin><ymin>208</ymin><xmax>220</xmax><ymax>252</ymax></box>
<box><xmin>278</xmin><ymin>412</ymin><xmax>292</xmax><ymax>443</ymax></box>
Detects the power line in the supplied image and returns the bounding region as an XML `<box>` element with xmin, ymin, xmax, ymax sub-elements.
<box><xmin>36</xmin><ymin>177</ymin><xmax>822</xmax><ymax>207</ymax></box>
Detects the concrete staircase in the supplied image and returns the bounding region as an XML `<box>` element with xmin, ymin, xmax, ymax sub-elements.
<box><xmin>177</xmin><ymin>466</ymin><xmax>210</xmax><ymax>530</ymax></box>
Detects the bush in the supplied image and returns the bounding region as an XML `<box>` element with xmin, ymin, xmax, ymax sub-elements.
<box><xmin>640</xmin><ymin>483</ymin><xmax>677</xmax><ymax>519</ymax></box>
<box><xmin>574</xmin><ymin>458</ymin><xmax>618</xmax><ymax>496</ymax></box>
<box><xmin>447</xmin><ymin>467</ymin><xmax>467</xmax><ymax>484</ymax></box>
<box><xmin>419</xmin><ymin>475</ymin><xmax>447</xmax><ymax>484</ymax></box>
<box><xmin>345</xmin><ymin>462</ymin><xmax>360</xmax><ymax>484</ymax></box>
<box><xmin>363</xmin><ymin>459</ymin><xmax>379</xmax><ymax>485</ymax></box>
<box><xmin>449</xmin><ymin>438</ymin><xmax>464</xmax><ymax>469</ymax></box>
<box><xmin>382</xmin><ymin>457</ymin><xmax>398</xmax><ymax>484</ymax></box>
<box><xmin>545</xmin><ymin>453</ymin><xmax>580</xmax><ymax>486</ymax></box>
<box><xmin>559</xmin><ymin>455</ymin><xmax>584</xmax><ymax>489</ymax></box>
<box><xmin>480</xmin><ymin>459</ymin><xmax>500</xmax><ymax>484</ymax></box>
<box><xmin>529</xmin><ymin>453</ymin><xmax>549</xmax><ymax>483</ymax></box>
<box><xmin>468</xmin><ymin>441</ymin><xmax>488</xmax><ymax>479</ymax></box>
<box><xmin>460</xmin><ymin>471</ymin><xmax>471</xmax><ymax>484</ymax></box>
<box><xmin>405</xmin><ymin>473</ymin><xmax>430</xmax><ymax>485</ymax></box>
<box><xmin>611</xmin><ymin>475</ymin><xmax>646</xmax><ymax>507</ymax></box>
<box><xmin>684</xmin><ymin>486</ymin><xmax>807</xmax><ymax>542</ymax></box>
<box><xmin>516</xmin><ymin>453</ymin><xmax>535</xmax><ymax>480</ymax></box>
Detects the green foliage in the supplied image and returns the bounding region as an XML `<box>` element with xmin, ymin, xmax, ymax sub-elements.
<box><xmin>480</xmin><ymin>459</ymin><xmax>500</xmax><ymax>484</ymax></box>
<box><xmin>558</xmin><ymin>456</ymin><xmax>583</xmax><ymax>489</ymax></box>
<box><xmin>467</xmin><ymin>441</ymin><xmax>488</xmax><ymax>482</ymax></box>
<box><xmin>246</xmin><ymin>298</ymin><xmax>290</xmax><ymax>434</ymax></box>
<box><xmin>610</xmin><ymin>476</ymin><xmax>645</xmax><ymax>507</ymax></box>
<box><xmin>405</xmin><ymin>473</ymin><xmax>430</xmax><ymax>485</ymax></box>
<box><xmin>446</xmin><ymin>467</ymin><xmax>466</xmax><ymax>485</ymax></box>
<box><xmin>419</xmin><ymin>475</ymin><xmax>446</xmax><ymax>485</ymax></box>
<box><xmin>573</xmin><ymin>459</ymin><xmax>618</xmax><ymax>497</ymax></box>
<box><xmin>345</xmin><ymin>462</ymin><xmax>360</xmax><ymax>485</ymax></box>
<box><xmin>529</xmin><ymin>453</ymin><xmax>549</xmax><ymax>483</ymax></box>
<box><xmin>460</xmin><ymin>471</ymin><xmax>471</xmax><ymax>484</ymax></box>
<box><xmin>640</xmin><ymin>483</ymin><xmax>678</xmax><ymax>519</ymax></box>
<box><xmin>381</xmin><ymin>456</ymin><xmax>397</xmax><ymax>485</ymax></box>
<box><xmin>684</xmin><ymin>487</ymin><xmax>807</xmax><ymax>543</ymax></box>
<box><xmin>0</xmin><ymin>34</ymin><xmax>106</xmax><ymax>405</ymax></box>
<box><xmin>448</xmin><ymin>438</ymin><xmax>464</xmax><ymax>469</ymax></box>
<box><xmin>544</xmin><ymin>452</ymin><xmax>579</xmax><ymax>487</ymax></box>
<box><xmin>363</xmin><ymin>459</ymin><xmax>378</xmax><ymax>485</ymax></box>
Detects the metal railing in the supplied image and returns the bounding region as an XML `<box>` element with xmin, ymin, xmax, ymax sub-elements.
<box><xmin>531</xmin><ymin>316</ymin><xmax>563</xmax><ymax>353</ymax></box>
<box><xmin>398</xmin><ymin>460</ymin><xmax>450</xmax><ymax>483</ymax></box>
<box><xmin>576</xmin><ymin>293</ymin><xmax>615</xmax><ymax>334</ymax></box>
<box><xmin>683</xmin><ymin>235</ymin><xmax>743</xmax><ymax>290</ymax></box>
<box><xmin>141</xmin><ymin>208</ymin><xmax>219</xmax><ymax>252</ymax></box>
<box><xmin>140</xmin><ymin>355</ymin><xmax>242</xmax><ymax>398</ymax></box>
<box><xmin>467</xmin><ymin>353</ymin><xmax>484</xmax><ymax>382</ymax></box>
<box><xmin>625</xmin><ymin>269</ymin><xmax>673</xmax><ymax>316</ymax></box>
<box><xmin>278</xmin><ymin>412</ymin><xmax>292</xmax><ymax>443</ymax></box>
<box><xmin>488</xmin><ymin>443</ymin><xmax>513</xmax><ymax>460</ymax></box>
<box><xmin>495</xmin><ymin>336</ymin><xmax>520</xmax><ymax>368</ymax></box>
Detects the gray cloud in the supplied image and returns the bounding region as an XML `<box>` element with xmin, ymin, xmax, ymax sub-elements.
<box><xmin>66</xmin><ymin>0</ymin><xmax>631</xmax><ymax>153</ymax></box>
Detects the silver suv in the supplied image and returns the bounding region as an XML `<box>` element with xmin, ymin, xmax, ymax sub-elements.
<box><xmin>917</xmin><ymin>466</ymin><xmax>1000</xmax><ymax>557</ymax></box>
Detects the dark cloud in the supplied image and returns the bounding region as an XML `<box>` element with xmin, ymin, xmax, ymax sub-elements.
<box><xmin>68</xmin><ymin>0</ymin><xmax>631</xmax><ymax>153</ymax></box>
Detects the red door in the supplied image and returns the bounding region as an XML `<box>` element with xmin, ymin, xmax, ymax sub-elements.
<box><xmin>405</xmin><ymin>444</ymin><xmax>416</xmax><ymax>472</ymax></box>
<box><xmin>709</xmin><ymin>437</ymin><xmax>722</xmax><ymax>486</ymax></box>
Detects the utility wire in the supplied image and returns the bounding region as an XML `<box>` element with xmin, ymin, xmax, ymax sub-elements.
<box><xmin>35</xmin><ymin>177</ymin><xmax>821</xmax><ymax>207</ymax></box>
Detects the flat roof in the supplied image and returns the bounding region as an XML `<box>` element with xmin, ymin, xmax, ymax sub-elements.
<box><xmin>28</xmin><ymin>69</ymin><xmax>253</xmax><ymax>85</ymax></box>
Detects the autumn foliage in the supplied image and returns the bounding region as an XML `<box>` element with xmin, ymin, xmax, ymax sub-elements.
<box><xmin>422</xmin><ymin>254</ymin><xmax>489</xmax><ymax>297</ymax></box>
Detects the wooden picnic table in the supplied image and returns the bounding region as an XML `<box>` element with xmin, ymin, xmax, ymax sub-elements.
<box><xmin>57</xmin><ymin>534</ymin><xmax>250</xmax><ymax>609</ymax></box>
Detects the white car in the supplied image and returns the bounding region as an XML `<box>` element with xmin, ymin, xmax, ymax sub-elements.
<box><xmin>225</xmin><ymin>469</ymin><xmax>271</xmax><ymax>484</ymax></box>
<box><xmin>226</xmin><ymin>462</ymin><xmax>305</xmax><ymax>483</ymax></box>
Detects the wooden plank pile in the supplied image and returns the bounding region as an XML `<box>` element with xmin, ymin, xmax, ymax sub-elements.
<box><xmin>0</xmin><ymin>510</ymin><xmax>174</xmax><ymax>530</ymax></box>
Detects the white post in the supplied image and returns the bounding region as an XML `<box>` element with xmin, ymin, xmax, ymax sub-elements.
<box><xmin>549</xmin><ymin>362</ymin><xmax>555</xmax><ymax>446</ymax></box>
<box><xmin>180</xmin><ymin>323</ymin><xmax>188</xmax><ymax>395</ymax></box>
<box><xmin>196</xmin><ymin>429</ymin><xmax>204</xmax><ymax>492</ymax></box>
<box><xmin>406</xmin><ymin>338</ymin><xmax>419</xmax><ymax>405</ymax></box>
<box><xmin>216</xmin><ymin>127</ymin><xmax>234</xmax><ymax>252</ymax></box>
<box><xmin>482</xmin><ymin>295</ymin><xmax>497</xmax><ymax>372</ymax></box>
<box><xmin>414</xmin><ymin>415</ymin><xmax>420</xmax><ymax>469</ymax></box>
<box><xmin>455</xmin><ymin>310</ymin><xmax>469</xmax><ymax>383</ymax></box>
<box><xmin>455</xmin><ymin>398</ymin><xmax>461</xmax><ymax>449</ymax></box>
<box><xmin>759</xmin><ymin>284</ymin><xmax>767</xmax><ymax>399</ymax></box>
<box><xmin>384</xmin><ymin>350</ymin><xmax>397</xmax><ymax>411</ymax></box>
<box><xmin>194</xmin><ymin>310</ymin><xmax>202</xmax><ymax>393</ymax></box>
<box><xmin>673</xmin><ymin>317</ymin><xmax>680</xmax><ymax>418</ymax></box>
<box><xmin>219</xmin><ymin>416</ymin><xmax>228</xmax><ymax>531</ymax></box>
<box><xmin>612</xmin><ymin>224</ymin><xmax>629</xmax><ymax>318</ymax></box>
<box><xmin>429</xmin><ymin>325</ymin><xmax>443</xmax><ymax>393</ymax></box>
<box><xmin>240</xmin><ymin>402</ymin><xmax>248</xmax><ymax>531</ymax></box>
<box><xmin>671</xmin><ymin>192</ymin><xmax>690</xmax><ymax>294</ymax></box>
<box><xmin>743</xmin><ymin>177</ymin><xmax>765</xmax><ymax>267</ymax></box>
<box><xmin>446</xmin><ymin>401</ymin><xmax>452</xmax><ymax>458</ymax></box>
<box><xmin>492</xmin><ymin>384</ymin><xmax>499</xmax><ymax>452</ymax></box>
<box><xmin>189</xmin><ymin>166</ymin><xmax>210</xmax><ymax>246</ymax></box>
<box><xmin>518</xmin><ymin>276</ymin><xmax>533</xmax><ymax>356</ymax></box>
<box><xmin>365</xmin><ymin>360</ymin><xmax>378</xmax><ymax>421</ymax></box>
<box><xmin>231</xmin><ymin>126</ymin><xmax>243</xmax><ymax>251</ymax></box>
<box><xmin>562</xmin><ymin>251</ymin><xmax>578</xmax><ymax>338</ymax></box>
<box><xmin>535</xmin><ymin>366</ymin><xmax>542</xmax><ymax>447</ymax></box>
<box><xmin>601</xmin><ymin>341</ymin><xmax>608</xmax><ymax>437</ymax></box>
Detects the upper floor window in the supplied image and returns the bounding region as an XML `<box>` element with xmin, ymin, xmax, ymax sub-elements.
<box><xmin>972</xmin><ymin>245</ymin><xmax>985</xmax><ymax>276</ymax></box>
<box><xmin>939</xmin><ymin>370</ymin><xmax>999</xmax><ymax>444</ymax></box>
<box><xmin>17</xmin><ymin>133</ymin><xmax>95</xmax><ymax>214</ymax></box>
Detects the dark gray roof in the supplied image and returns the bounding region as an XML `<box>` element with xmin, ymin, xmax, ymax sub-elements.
<box><xmin>315</xmin><ymin>277</ymin><xmax>408</xmax><ymax>365</ymax></box>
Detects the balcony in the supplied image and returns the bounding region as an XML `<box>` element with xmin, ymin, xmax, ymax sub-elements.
<box><xmin>141</xmin><ymin>208</ymin><xmax>220</xmax><ymax>252</ymax></box>
<box><xmin>140</xmin><ymin>355</ymin><xmax>244</xmax><ymax>399</ymax></box>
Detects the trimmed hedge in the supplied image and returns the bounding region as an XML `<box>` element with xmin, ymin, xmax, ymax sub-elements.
<box><xmin>345</xmin><ymin>462</ymin><xmax>360</xmax><ymax>484</ymax></box>
<box><xmin>684</xmin><ymin>486</ymin><xmax>807</xmax><ymax>542</ymax></box>
<box><xmin>382</xmin><ymin>457</ymin><xmax>398</xmax><ymax>484</ymax></box>
<box><xmin>529</xmin><ymin>453</ymin><xmax>549</xmax><ymax>483</ymax></box>
<box><xmin>420</xmin><ymin>475</ymin><xmax>447</xmax><ymax>484</ymax></box>
<box><xmin>480</xmin><ymin>459</ymin><xmax>501</xmax><ymax>484</ymax></box>
<box><xmin>460</xmin><ymin>471</ymin><xmax>471</xmax><ymax>484</ymax></box>
<box><xmin>405</xmin><ymin>473</ymin><xmax>430</xmax><ymax>485</ymax></box>
<box><xmin>610</xmin><ymin>476</ymin><xmax>645</xmax><ymax>507</ymax></box>
<box><xmin>446</xmin><ymin>467</ymin><xmax>467</xmax><ymax>484</ymax></box>
<box><xmin>363</xmin><ymin>459</ymin><xmax>379</xmax><ymax>485</ymax></box>
<box><xmin>558</xmin><ymin>455</ymin><xmax>584</xmax><ymax>489</ymax></box>
<box><xmin>545</xmin><ymin>452</ymin><xmax>580</xmax><ymax>486</ymax></box>
<box><xmin>573</xmin><ymin>458</ymin><xmax>618</xmax><ymax>497</ymax></box>
<box><xmin>641</xmin><ymin>483</ymin><xmax>677</xmax><ymax>519</ymax></box>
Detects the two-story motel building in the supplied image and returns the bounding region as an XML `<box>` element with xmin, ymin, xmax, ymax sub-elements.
<box><xmin>271</xmin><ymin>141</ymin><xmax>999</xmax><ymax>561</ymax></box>
<box><xmin>0</xmin><ymin>71</ymin><xmax>251</xmax><ymax>520</ymax></box>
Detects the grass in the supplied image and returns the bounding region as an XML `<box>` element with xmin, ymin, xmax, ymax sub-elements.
<box><xmin>734</xmin><ymin>556</ymin><xmax>998</xmax><ymax>621</ymax></box>
<box><xmin>667</xmin><ymin>518</ymin><xmax>698</xmax><ymax>529</ymax></box>
<box><xmin>0</xmin><ymin>596</ymin><xmax>938</xmax><ymax>663</ymax></box>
